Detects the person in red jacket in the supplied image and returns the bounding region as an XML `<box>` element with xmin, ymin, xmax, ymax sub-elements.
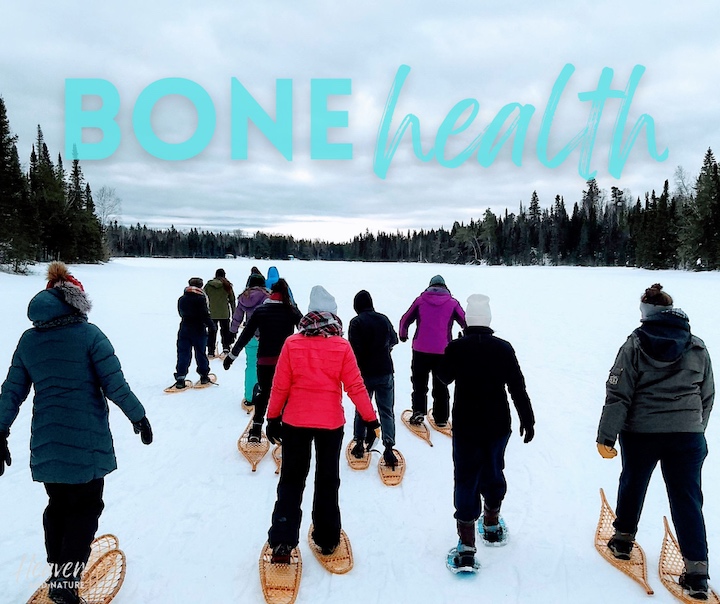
<box><xmin>264</xmin><ymin>285</ymin><xmax>380</xmax><ymax>563</ymax></box>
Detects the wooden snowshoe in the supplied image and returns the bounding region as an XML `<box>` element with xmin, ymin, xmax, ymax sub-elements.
<box><xmin>659</xmin><ymin>516</ymin><xmax>719</xmax><ymax>603</ymax></box>
<box><xmin>307</xmin><ymin>526</ymin><xmax>353</xmax><ymax>574</ymax></box>
<box><xmin>259</xmin><ymin>542</ymin><xmax>302</xmax><ymax>604</ymax></box>
<box><xmin>400</xmin><ymin>410</ymin><xmax>433</xmax><ymax>447</ymax></box>
<box><xmin>378</xmin><ymin>448</ymin><xmax>405</xmax><ymax>486</ymax></box>
<box><xmin>478</xmin><ymin>517</ymin><xmax>508</xmax><ymax>547</ymax></box>
<box><xmin>427</xmin><ymin>409</ymin><xmax>452</xmax><ymax>437</ymax></box>
<box><xmin>27</xmin><ymin>534</ymin><xmax>126</xmax><ymax>604</ymax></box>
<box><xmin>242</xmin><ymin>399</ymin><xmax>255</xmax><ymax>414</ymax></box>
<box><xmin>163</xmin><ymin>379</ymin><xmax>193</xmax><ymax>393</ymax></box>
<box><xmin>237</xmin><ymin>420</ymin><xmax>270</xmax><ymax>471</ymax></box>
<box><xmin>193</xmin><ymin>373</ymin><xmax>218</xmax><ymax>389</ymax></box>
<box><xmin>595</xmin><ymin>488</ymin><xmax>654</xmax><ymax>595</ymax></box>
<box><xmin>345</xmin><ymin>440</ymin><xmax>371</xmax><ymax>470</ymax></box>
<box><xmin>272</xmin><ymin>445</ymin><xmax>282</xmax><ymax>474</ymax></box>
<box><xmin>446</xmin><ymin>546</ymin><xmax>480</xmax><ymax>574</ymax></box>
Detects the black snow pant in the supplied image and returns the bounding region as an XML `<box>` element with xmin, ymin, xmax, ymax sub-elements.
<box><xmin>268</xmin><ymin>425</ymin><xmax>344</xmax><ymax>550</ymax></box>
<box><xmin>175</xmin><ymin>326</ymin><xmax>209</xmax><ymax>379</ymax></box>
<box><xmin>410</xmin><ymin>350</ymin><xmax>449</xmax><ymax>423</ymax></box>
<box><xmin>208</xmin><ymin>318</ymin><xmax>233</xmax><ymax>354</ymax></box>
<box><xmin>252</xmin><ymin>363</ymin><xmax>277</xmax><ymax>426</ymax></box>
<box><xmin>44</xmin><ymin>478</ymin><xmax>105</xmax><ymax>582</ymax></box>
<box><xmin>615</xmin><ymin>431</ymin><xmax>708</xmax><ymax>563</ymax></box>
<box><xmin>453</xmin><ymin>432</ymin><xmax>510</xmax><ymax>522</ymax></box>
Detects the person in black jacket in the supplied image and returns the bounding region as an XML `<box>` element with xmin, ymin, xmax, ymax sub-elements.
<box><xmin>223</xmin><ymin>279</ymin><xmax>302</xmax><ymax>440</ymax></box>
<box><xmin>438</xmin><ymin>293</ymin><xmax>535</xmax><ymax>568</ymax></box>
<box><xmin>172</xmin><ymin>277</ymin><xmax>216</xmax><ymax>390</ymax></box>
<box><xmin>347</xmin><ymin>290</ymin><xmax>399</xmax><ymax>467</ymax></box>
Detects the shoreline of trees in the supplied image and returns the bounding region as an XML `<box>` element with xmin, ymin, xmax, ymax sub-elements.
<box><xmin>3</xmin><ymin>96</ymin><xmax>719</xmax><ymax>272</ymax></box>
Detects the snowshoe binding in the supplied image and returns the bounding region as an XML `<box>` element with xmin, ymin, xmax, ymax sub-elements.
<box><xmin>479</xmin><ymin>517</ymin><xmax>508</xmax><ymax>546</ymax></box>
<box><xmin>446</xmin><ymin>542</ymin><xmax>480</xmax><ymax>574</ymax></box>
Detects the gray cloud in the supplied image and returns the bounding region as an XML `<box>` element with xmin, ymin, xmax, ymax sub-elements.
<box><xmin>1</xmin><ymin>1</ymin><xmax>718</xmax><ymax>243</ymax></box>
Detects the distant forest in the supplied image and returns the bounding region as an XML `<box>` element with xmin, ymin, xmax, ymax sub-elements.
<box><xmin>2</xmin><ymin>96</ymin><xmax>720</xmax><ymax>272</ymax></box>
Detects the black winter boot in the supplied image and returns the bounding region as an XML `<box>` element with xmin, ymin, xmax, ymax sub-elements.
<box><xmin>248</xmin><ymin>423</ymin><xmax>262</xmax><ymax>443</ymax></box>
<box><xmin>680</xmin><ymin>560</ymin><xmax>710</xmax><ymax>600</ymax></box>
<box><xmin>351</xmin><ymin>440</ymin><xmax>365</xmax><ymax>459</ymax></box>
<box><xmin>48</xmin><ymin>577</ymin><xmax>86</xmax><ymax>604</ymax></box>
<box><xmin>383</xmin><ymin>445</ymin><xmax>398</xmax><ymax>469</ymax></box>
<box><xmin>455</xmin><ymin>519</ymin><xmax>477</xmax><ymax>567</ymax></box>
<box><xmin>607</xmin><ymin>529</ymin><xmax>635</xmax><ymax>560</ymax></box>
<box><xmin>409</xmin><ymin>411</ymin><xmax>425</xmax><ymax>426</ymax></box>
<box><xmin>457</xmin><ymin>519</ymin><xmax>476</xmax><ymax>549</ymax></box>
<box><xmin>483</xmin><ymin>502</ymin><xmax>501</xmax><ymax>527</ymax></box>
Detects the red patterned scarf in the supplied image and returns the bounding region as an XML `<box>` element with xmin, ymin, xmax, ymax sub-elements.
<box><xmin>298</xmin><ymin>311</ymin><xmax>343</xmax><ymax>337</ymax></box>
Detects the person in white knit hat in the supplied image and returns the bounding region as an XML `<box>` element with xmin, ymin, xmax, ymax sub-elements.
<box><xmin>438</xmin><ymin>293</ymin><xmax>534</xmax><ymax>569</ymax></box>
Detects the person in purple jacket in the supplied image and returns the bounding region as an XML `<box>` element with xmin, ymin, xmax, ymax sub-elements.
<box><xmin>230</xmin><ymin>273</ymin><xmax>270</xmax><ymax>406</ymax></box>
<box><xmin>399</xmin><ymin>275</ymin><xmax>466</xmax><ymax>427</ymax></box>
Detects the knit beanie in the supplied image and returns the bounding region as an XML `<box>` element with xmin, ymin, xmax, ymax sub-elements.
<box><xmin>46</xmin><ymin>261</ymin><xmax>84</xmax><ymax>291</ymax></box>
<box><xmin>429</xmin><ymin>275</ymin><xmax>445</xmax><ymax>287</ymax></box>
<box><xmin>247</xmin><ymin>274</ymin><xmax>266</xmax><ymax>288</ymax></box>
<box><xmin>640</xmin><ymin>283</ymin><xmax>673</xmax><ymax>320</ymax></box>
<box><xmin>465</xmin><ymin>294</ymin><xmax>492</xmax><ymax>327</ymax></box>
<box><xmin>188</xmin><ymin>277</ymin><xmax>203</xmax><ymax>288</ymax></box>
<box><xmin>308</xmin><ymin>285</ymin><xmax>337</xmax><ymax>314</ymax></box>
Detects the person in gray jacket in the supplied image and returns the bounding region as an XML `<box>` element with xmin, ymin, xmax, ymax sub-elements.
<box><xmin>597</xmin><ymin>283</ymin><xmax>714</xmax><ymax>601</ymax></box>
<box><xmin>0</xmin><ymin>262</ymin><xmax>152</xmax><ymax>604</ymax></box>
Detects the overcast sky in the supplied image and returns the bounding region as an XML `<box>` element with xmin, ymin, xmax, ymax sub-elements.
<box><xmin>2</xmin><ymin>1</ymin><xmax>719</xmax><ymax>242</ymax></box>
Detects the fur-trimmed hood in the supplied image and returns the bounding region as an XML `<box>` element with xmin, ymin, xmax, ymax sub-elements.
<box><xmin>28</xmin><ymin>285</ymin><xmax>92</xmax><ymax>328</ymax></box>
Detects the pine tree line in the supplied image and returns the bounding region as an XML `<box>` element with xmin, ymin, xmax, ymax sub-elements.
<box><xmin>104</xmin><ymin>150</ymin><xmax>720</xmax><ymax>270</ymax></box>
<box><xmin>0</xmin><ymin>97</ymin><xmax>105</xmax><ymax>271</ymax></box>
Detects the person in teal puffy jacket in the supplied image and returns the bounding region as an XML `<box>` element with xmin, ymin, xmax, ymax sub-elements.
<box><xmin>0</xmin><ymin>262</ymin><xmax>152</xmax><ymax>604</ymax></box>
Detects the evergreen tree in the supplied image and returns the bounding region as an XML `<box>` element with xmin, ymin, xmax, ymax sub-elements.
<box><xmin>0</xmin><ymin>98</ymin><xmax>34</xmax><ymax>269</ymax></box>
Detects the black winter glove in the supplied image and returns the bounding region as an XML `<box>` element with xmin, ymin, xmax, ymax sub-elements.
<box><xmin>365</xmin><ymin>419</ymin><xmax>381</xmax><ymax>448</ymax></box>
<box><xmin>266</xmin><ymin>417</ymin><xmax>283</xmax><ymax>445</ymax></box>
<box><xmin>133</xmin><ymin>416</ymin><xmax>153</xmax><ymax>445</ymax></box>
<box><xmin>0</xmin><ymin>430</ymin><xmax>11</xmax><ymax>476</ymax></box>
<box><xmin>519</xmin><ymin>421</ymin><xmax>534</xmax><ymax>444</ymax></box>
<box><xmin>223</xmin><ymin>354</ymin><xmax>235</xmax><ymax>371</ymax></box>
<box><xmin>399</xmin><ymin>335</ymin><xmax>408</xmax><ymax>343</ymax></box>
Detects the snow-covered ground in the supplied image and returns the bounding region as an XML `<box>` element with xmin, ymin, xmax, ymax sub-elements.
<box><xmin>1</xmin><ymin>258</ymin><xmax>718</xmax><ymax>604</ymax></box>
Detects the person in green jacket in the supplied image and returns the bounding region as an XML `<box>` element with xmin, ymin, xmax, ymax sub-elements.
<box><xmin>0</xmin><ymin>262</ymin><xmax>152</xmax><ymax>604</ymax></box>
<box><xmin>204</xmin><ymin>268</ymin><xmax>236</xmax><ymax>357</ymax></box>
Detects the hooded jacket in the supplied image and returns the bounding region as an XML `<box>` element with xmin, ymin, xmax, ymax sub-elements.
<box><xmin>597</xmin><ymin>309</ymin><xmax>714</xmax><ymax>446</ymax></box>
<box><xmin>204</xmin><ymin>278</ymin><xmax>236</xmax><ymax>319</ymax></box>
<box><xmin>0</xmin><ymin>286</ymin><xmax>145</xmax><ymax>484</ymax></box>
<box><xmin>230</xmin><ymin>286</ymin><xmax>269</xmax><ymax>334</ymax></box>
<box><xmin>178</xmin><ymin>287</ymin><xmax>215</xmax><ymax>335</ymax></box>
<box><xmin>231</xmin><ymin>300</ymin><xmax>302</xmax><ymax>363</ymax></box>
<box><xmin>399</xmin><ymin>286</ymin><xmax>466</xmax><ymax>354</ymax></box>
<box><xmin>348</xmin><ymin>290</ymin><xmax>398</xmax><ymax>377</ymax></box>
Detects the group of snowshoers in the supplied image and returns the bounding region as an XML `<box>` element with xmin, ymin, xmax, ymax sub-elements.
<box><xmin>0</xmin><ymin>261</ymin><xmax>714</xmax><ymax>602</ymax></box>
